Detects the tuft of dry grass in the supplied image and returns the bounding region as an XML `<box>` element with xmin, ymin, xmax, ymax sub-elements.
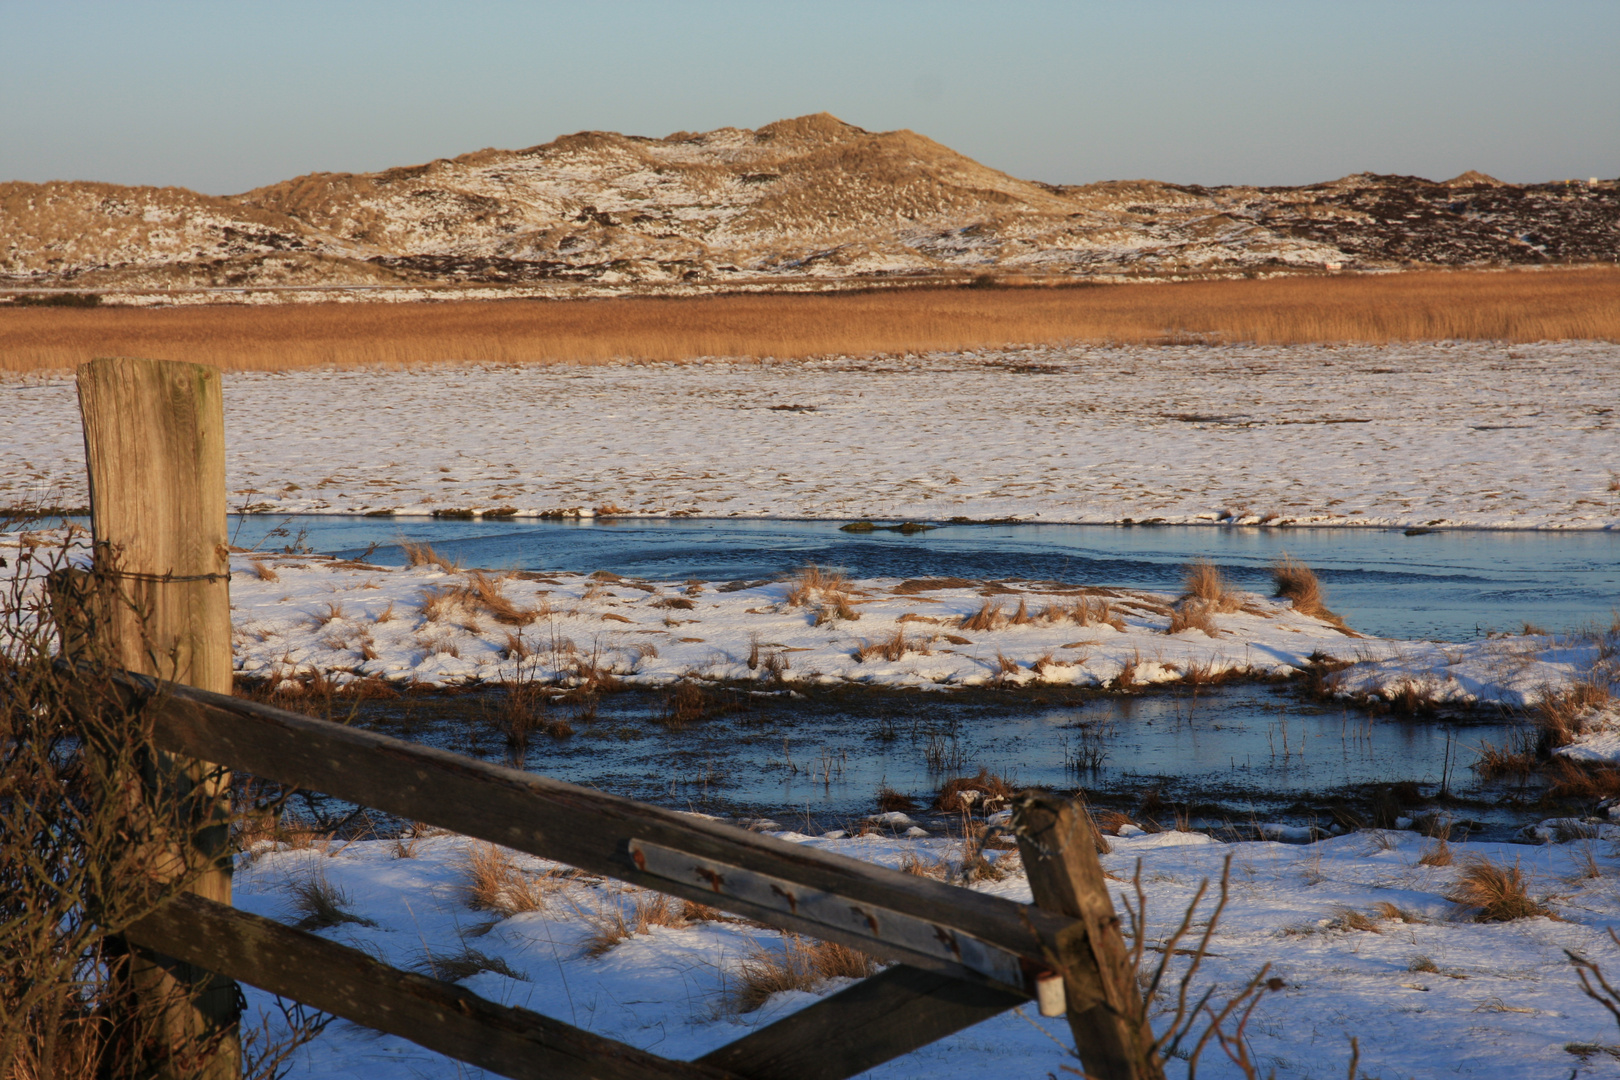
<box><xmin>582</xmin><ymin>892</ymin><xmax>696</xmax><ymax>958</ymax></box>
<box><xmin>462</xmin><ymin>842</ymin><xmax>554</xmax><ymax>916</ymax></box>
<box><xmin>414</xmin><ymin>945</ymin><xmax>528</xmax><ymax>984</ymax></box>
<box><xmin>401</xmin><ymin>539</ymin><xmax>460</xmax><ymax>574</ymax></box>
<box><xmin>853</xmin><ymin>628</ymin><xmax>923</xmax><ymax>663</ymax></box>
<box><xmin>1181</xmin><ymin>560</ymin><xmax>1242</xmax><ymax>614</ymax></box>
<box><xmin>7</xmin><ymin>269</ymin><xmax>1620</xmax><ymax>375</ymax></box>
<box><xmin>1472</xmin><ymin>730</ymin><xmax>1538</xmax><ymax>779</ymax></box>
<box><xmin>1447</xmin><ymin>856</ymin><xmax>1553</xmax><ymax>922</ymax></box>
<box><xmin>959</xmin><ymin>600</ymin><xmax>1004</xmax><ymax>632</ymax></box>
<box><xmin>1534</xmin><ymin>680</ymin><xmax>1614</xmax><ymax>749</ymax></box>
<box><xmin>935</xmin><ymin>768</ymin><xmax>1014</xmax><ymax>813</ymax></box>
<box><xmin>727</xmin><ymin>935</ymin><xmax>881</xmax><ymax>1014</ymax></box>
<box><xmin>661</xmin><ymin>679</ymin><xmax>710</xmax><ymax>728</ymax></box>
<box><xmin>249</xmin><ymin>559</ymin><xmax>279</xmax><ymax>582</ymax></box>
<box><xmin>876</xmin><ymin>785</ymin><xmax>918</xmax><ymax>812</ymax></box>
<box><xmin>287</xmin><ymin>871</ymin><xmax>377</xmax><ymax>931</ymax></box>
<box><xmin>1272</xmin><ymin>555</ymin><xmax>1349</xmax><ymax>630</ymax></box>
<box><xmin>1417</xmin><ymin>840</ymin><xmax>1454</xmax><ymax>867</ymax></box>
<box><xmin>1166</xmin><ymin>603</ymin><xmax>1219</xmax><ymax>637</ymax></box>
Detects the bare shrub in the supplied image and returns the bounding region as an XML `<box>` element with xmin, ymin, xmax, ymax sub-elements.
<box><xmin>1</xmin><ymin>543</ymin><xmax>328</xmax><ymax>1077</ymax></box>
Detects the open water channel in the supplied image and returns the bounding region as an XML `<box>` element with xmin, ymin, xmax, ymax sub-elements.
<box><xmin>240</xmin><ymin>517</ymin><xmax>1617</xmax><ymax>834</ymax></box>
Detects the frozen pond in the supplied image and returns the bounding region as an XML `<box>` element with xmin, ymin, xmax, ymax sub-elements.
<box><xmin>230</xmin><ymin>515</ymin><xmax>1620</xmax><ymax>642</ymax></box>
<box><xmin>326</xmin><ymin>681</ymin><xmax>1530</xmax><ymax>836</ymax></box>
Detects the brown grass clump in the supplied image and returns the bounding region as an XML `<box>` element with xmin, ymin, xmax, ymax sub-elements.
<box><xmin>414</xmin><ymin>945</ymin><xmax>527</xmax><ymax>984</ymax></box>
<box><xmin>249</xmin><ymin>559</ymin><xmax>279</xmax><ymax>582</ymax></box>
<box><xmin>1166</xmin><ymin>603</ymin><xmax>1219</xmax><ymax>637</ymax></box>
<box><xmin>1009</xmin><ymin>598</ymin><xmax>1033</xmax><ymax>625</ymax></box>
<box><xmin>935</xmin><ymin>768</ymin><xmax>1014</xmax><ymax>813</ymax></box>
<box><xmin>463</xmin><ymin>842</ymin><xmax>554</xmax><ymax>916</ymax></box>
<box><xmin>1181</xmin><ymin>560</ymin><xmax>1242</xmax><ymax>614</ymax></box>
<box><xmin>727</xmin><ymin>935</ymin><xmax>881</xmax><ymax>1014</ymax></box>
<box><xmin>8</xmin><ymin>269</ymin><xmax>1620</xmax><ymax>375</ymax></box>
<box><xmin>1471</xmin><ymin>731</ymin><xmax>1538</xmax><ymax>779</ymax></box>
<box><xmin>959</xmin><ymin>600</ymin><xmax>1004</xmax><ymax>632</ymax></box>
<box><xmin>582</xmin><ymin>892</ymin><xmax>697</xmax><ymax>958</ymax></box>
<box><xmin>1272</xmin><ymin>556</ymin><xmax>1349</xmax><ymax>630</ymax></box>
<box><xmin>1534</xmin><ymin>680</ymin><xmax>1613</xmax><ymax>749</ymax></box>
<box><xmin>876</xmin><ymin>785</ymin><xmax>918</xmax><ymax>812</ymax></box>
<box><xmin>1447</xmin><ymin>856</ymin><xmax>1553</xmax><ymax>922</ymax></box>
<box><xmin>661</xmin><ymin>679</ymin><xmax>710</xmax><ymax>728</ymax></box>
<box><xmin>1418</xmin><ymin>840</ymin><xmax>1454</xmax><ymax>867</ymax></box>
<box><xmin>460</xmin><ymin>569</ymin><xmax>539</xmax><ymax>625</ymax></box>
<box><xmin>401</xmin><ymin>539</ymin><xmax>460</xmax><ymax>574</ymax></box>
<box><xmin>853</xmin><ymin>628</ymin><xmax>924</xmax><ymax>663</ymax></box>
<box><xmin>287</xmin><ymin>871</ymin><xmax>378</xmax><ymax>932</ymax></box>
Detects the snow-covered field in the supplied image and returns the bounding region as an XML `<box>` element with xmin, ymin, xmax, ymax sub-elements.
<box><xmin>4</xmin><ymin>340</ymin><xmax>1617</xmax><ymax>529</ymax></box>
<box><xmin>237</xmin><ymin>819</ymin><xmax>1620</xmax><ymax>1080</ymax></box>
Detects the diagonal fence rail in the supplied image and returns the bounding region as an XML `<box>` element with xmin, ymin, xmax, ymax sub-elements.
<box><xmin>63</xmin><ymin>354</ymin><xmax>1164</xmax><ymax>1080</ymax></box>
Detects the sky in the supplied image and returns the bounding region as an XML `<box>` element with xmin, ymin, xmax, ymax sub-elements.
<box><xmin>3</xmin><ymin>1</ymin><xmax>1617</xmax><ymax>195</ymax></box>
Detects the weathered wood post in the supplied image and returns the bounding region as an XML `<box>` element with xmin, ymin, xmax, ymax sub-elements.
<box><xmin>1015</xmin><ymin>791</ymin><xmax>1163</xmax><ymax>1080</ymax></box>
<box><xmin>77</xmin><ymin>356</ymin><xmax>239</xmax><ymax>1078</ymax></box>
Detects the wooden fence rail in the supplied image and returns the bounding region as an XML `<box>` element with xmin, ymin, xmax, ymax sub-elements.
<box><xmin>65</xmin><ymin>356</ymin><xmax>1163</xmax><ymax>1080</ymax></box>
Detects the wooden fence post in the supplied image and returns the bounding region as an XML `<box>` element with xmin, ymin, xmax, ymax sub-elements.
<box><xmin>77</xmin><ymin>356</ymin><xmax>239</xmax><ymax>1078</ymax></box>
<box><xmin>1015</xmin><ymin>791</ymin><xmax>1164</xmax><ymax>1080</ymax></box>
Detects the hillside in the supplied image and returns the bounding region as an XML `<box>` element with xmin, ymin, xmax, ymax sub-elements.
<box><xmin>2</xmin><ymin>113</ymin><xmax>1615</xmax><ymax>301</ymax></box>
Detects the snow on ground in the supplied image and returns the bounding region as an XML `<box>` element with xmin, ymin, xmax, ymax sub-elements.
<box><xmin>237</xmin><ymin>821</ymin><xmax>1620</xmax><ymax>1080</ymax></box>
<box><xmin>3</xmin><ymin>530</ymin><xmax>1610</xmax><ymax>709</ymax></box>
<box><xmin>4</xmin><ymin>340</ymin><xmax>1617</xmax><ymax>529</ymax></box>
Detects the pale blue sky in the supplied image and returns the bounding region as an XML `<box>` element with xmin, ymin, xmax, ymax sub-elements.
<box><xmin>3</xmin><ymin>1</ymin><xmax>1616</xmax><ymax>195</ymax></box>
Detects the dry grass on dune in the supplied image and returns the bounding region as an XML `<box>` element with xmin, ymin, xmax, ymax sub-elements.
<box><xmin>3</xmin><ymin>267</ymin><xmax>1618</xmax><ymax>373</ymax></box>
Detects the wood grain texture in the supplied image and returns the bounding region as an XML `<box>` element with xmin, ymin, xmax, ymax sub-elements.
<box><xmin>698</xmin><ymin>964</ymin><xmax>1020</xmax><ymax>1080</ymax></box>
<box><xmin>1016</xmin><ymin>791</ymin><xmax>1164</xmax><ymax>1080</ymax></box>
<box><xmin>77</xmin><ymin>356</ymin><xmax>231</xmax><ymax>694</ymax></box>
<box><xmin>77</xmin><ymin>356</ymin><xmax>237</xmax><ymax>1077</ymax></box>
<box><xmin>136</xmin><ymin>675</ymin><xmax>1068</xmax><ymax>994</ymax></box>
<box><xmin>124</xmin><ymin>893</ymin><xmax>740</xmax><ymax>1080</ymax></box>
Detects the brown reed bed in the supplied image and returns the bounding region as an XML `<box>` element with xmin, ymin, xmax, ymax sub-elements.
<box><xmin>3</xmin><ymin>267</ymin><xmax>1617</xmax><ymax>374</ymax></box>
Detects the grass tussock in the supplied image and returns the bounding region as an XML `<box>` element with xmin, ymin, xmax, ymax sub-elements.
<box><xmin>414</xmin><ymin>945</ymin><xmax>528</xmax><ymax>984</ymax></box>
<box><xmin>249</xmin><ymin>559</ymin><xmax>279</xmax><ymax>582</ymax></box>
<box><xmin>462</xmin><ymin>842</ymin><xmax>555</xmax><ymax>916</ymax></box>
<box><xmin>401</xmin><ymin>539</ymin><xmax>460</xmax><ymax>574</ymax></box>
<box><xmin>1534</xmin><ymin>679</ymin><xmax>1614</xmax><ymax>750</ymax></box>
<box><xmin>876</xmin><ymin>785</ymin><xmax>918</xmax><ymax>812</ymax></box>
<box><xmin>1272</xmin><ymin>556</ymin><xmax>1350</xmax><ymax>630</ymax></box>
<box><xmin>853</xmin><ymin>628</ymin><xmax>927</xmax><ymax>663</ymax></box>
<box><xmin>1448</xmin><ymin>856</ymin><xmax>1554</xmax><ymax>922</ymax></box>
<box><xmin>935</xmin><ymin>768</ymin><xmax>1014</xmax><ymax>813</ymax></box>
<box><xmin>1181</xmin><ymin>560</ymin><xmax>1242</xmax><ymax>614</ymax></box>
<box><xmin>959</xmin><ymin>600</ymin><xmax>1004</xmax><ymax>632</ymax></box>
<box><xmin>727</xmin><ymin>935</ymin><xmax>881</xmax><ymax>1014</ymax></box>
<box><xmin>287</xmin><ymin>871</ymin><xmax>378</xmax><ymax>931</ymax></box>
<box><xmin>582</xmin><ymin>892</ymin><xmax>697</xmax><ymax>958</ymax></box>
<box><xmin>7</xmin><ymin>269</ymin><xmax>1620</xmax><ymax>375</ymax></box>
